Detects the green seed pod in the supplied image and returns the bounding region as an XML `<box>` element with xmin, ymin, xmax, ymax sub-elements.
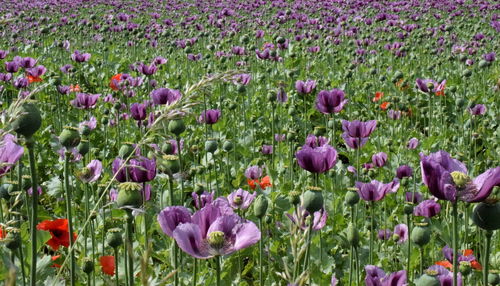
<box><xmin>162</xmin><ymin>155</ymin><xmax>180</xmax><ymax>174</ymax></box>
<box><xmin>302</xmin><ymin>187</ymin><xmax>323</xmax><ymax>214</ymax></box>
<box><xmin>415</xmin><ymin>273</ymin><xmax>440</xmax><ymax>286</ymax></box>
<box><xmin>5</xmin><ymin>230</ymin><xmax>21</xmax><ymax>250</ymax></box>
<box><xmin>0</xmin><ymin>184</ymin><xmax>12</xmax><ymax>200</ymax></box>
<box><xmin>81</xmin><ymin>125</ymin><xmax>91</xmax><ymax>136</ymax></box>
<box><xmin>106</xmin><ymin>228</ymin><xmax>123</xmax><ymax>248</ymax></box>
<box><xmin>118</xmin><ymin>143</ymin><xmax>135</xmax><ymax>158</ymax></box>
<box><xmin>205</xmin><ymin>139</ymin><xmax>218</xmax><ymax>153</ymax></box>
<box><xmin>313</xmin><ymin>126</ymin><xmax>326</xmax><ymax>136</ymax></box>
<box><xmin>162</xmin><ymin>142</ymin><xmax>174</xmax><ymax>154</ymax></box>
<box><xmin>222</xmin><ymin>140</ymin><xmax>233</xmax><ymax>152</ymax></box>
<box><xmin>11</xmin><ymin>103</ymin><xmax>42</xmax><ymax>138</ymax></box>
<box><xmin>462</xmin><ymin>69</ymin><xmax>472</xmax><ymax>78</ymax></box>
<box><xmin>404</xmin><ymin>203</ymin><xmax>415</xmax><ymax>215</ymax></box>
<box><xmin>288</xmin><ymin>191</ymin><xmax>301</xmax><ymax>206</ymax></box>
<box><xmin>411</xmin><ymin>223</ymin><xmax>431</xmax><ymax>247</ymax></box>
<box><xmin>346</xmin><ymin>223</ymin><xmax>359</xmax><ymax>247</ymax></box>
<box><xmin>459</xmin><ymin>261</ymin><xmax>472</xmax><ymax>276</ymax></box>
<box><xmin>472</xmin><ymin>201</ymin><xmax>500</xmax><ymax>231</ymax></box>
<box><xmin>489</xmin><ymin>273</ymin><xmax>500</xmax><ymax>285</ymax></box>
<box><xmin>254</xmin><ymin>195</ymin><xmax>269</xmax><ymax>219</ymax></box>
<box><xmin>77</xmin><ymin>139</ymin><xmax>90</xmax><ymax>156</ymax></box>
<box><xmin>345</xmin><ymin>190</ymin><xmax>360</xmax><ymax>206</ymax></box>
<box><xmin>168</xmin><ymin>119</ymin><xmax>186</xmax><ymax>136</ymax></box>
<box><xmin>116</xmin><ymin>182</ymin><xmax>143</xmax><ymax>208</ymax></box>
<box><xmin>82</xmin><ymin>258</ymin><xmax>94</xmax><ymax>274</ymax></box>
<box><xmin>478</xmin><ymin>60</ymin><xmax>489</xmax><ymax>68</ymax></box>
<box><xmin>59</xmin><ymin>126</ymin><xmax>81</xmax><ymax>148</ymax></box>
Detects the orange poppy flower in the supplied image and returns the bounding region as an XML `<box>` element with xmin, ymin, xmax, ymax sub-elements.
<box><xmin>435</xmin><ymin>260</ymin><xmax>452</xmax><ymax>269</ymax></box>
<box><xmin>51</xmin><ymin>255</ymin><xmax>62</xmax><ymax>268</ymax></box>
<box><xmin>36</xmin><ymin>219</ymin><xmax>77</xmax><ymax>251</ymax></box>
<box><xmin>247</xmin><ymin>175</ymin><xmax>272</xmax><ymax>190</ymax></box>
<box><xmin>109</xmin><ymin>74</ymin><xmax>123</xmax><ymax>91</ymax></box>
<box><xmin>372</xmin><ymin>91</ymin><xmax>383</xmax><ymax>102</ymax></box>
<box><xmin>70</xmin><ymin>84</ymin><xmax>81</xmax><ymax>92</ymax></box>
<box><xmin>0</xmin><ymin>226</ymin><xmax>5</xmax><ymax>239</ymax></box>
<box><xmin>100</xmin><ymin>256</ymin><xmax>115</xmax><ymax>276</ymax></box>
<box><xmin>471</xmin><ymin>260</ymin><xmax>482</xmax><ymax>270</ymax></box>
<box><xmin>395</xmin><ymin>79</ymin><xmax>409</xmax><ymax>91</ymax></box>
<box><xmin>380</xmin><ymin>102</ymin><xmax>390</xmax><ymax>110</ymax></box>
<box><xmin>27</xmin><ymin>75</ymin><xmax>42</xmax><ymax>84</ymax></box>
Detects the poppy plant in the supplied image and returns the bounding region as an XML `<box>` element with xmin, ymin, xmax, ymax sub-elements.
<box><xmin>36</xmin><ymin>219</ymin><xmax>77</xmax><ymax>251</ymax></box>
<box><xmin>372</xmin><ymin>91</ymin><xmax>383</xmax><ymax>102</ymax></box>
<box><xmin>100</xmin><ymin>256</ymin><xmax>115</xmax><ymax>276</ymax></box>
<box><xmin>109</xmin><ymin>73</ymin><xmax>123</xmax><ymax>90</ymax></box>
<box><xmin>248</xmin><ymin>175</ymin><xmax>272</xmax><ymax>190</ymax></box>
<box><xmin>435</xmin><ymin>246</ymin><xmax>482</xmax><ymax>271</ymax></box>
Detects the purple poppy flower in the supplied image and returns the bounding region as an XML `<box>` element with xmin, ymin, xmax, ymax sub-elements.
<box><xmin>129</xmin><ymin>157</ymin><xmax>156</xmax><ymax>183</ymax></box>
<box><xmin>407</xmin><ymin>138</ymin><xmax>419</xmax><ymax>149</ymax></box>
<box><xmin>244</xmin><ymin>166</ymin><xmax>262</xmax><ymax>180</ymax></box>
<box><xmin>171</xmin><ymin>204</ymin><xmax>260</xmax><ymax>259</ymax></box>
<box><xmin>468</xmin><ymin>104</ymin><xmax>486</xmax><ymax>115</ymax></box>
<box><xmin>26</xmin><ymin>65</ymin><xmax>47</xmax><ymax>77</ymax></box>
<box><xmin>0</xmin><ymin>134</ymin><xmax>24</xmax><ymax>177</ymax></box>
<box><xmin>414</xmin><ymin>199</ymin><xmax>441</xmax><ymax>218</ymax></box>
<box><xmin>295</xmin><ymin>79</ymin><xmax>316</xmax><ymax>95</ymax></box>
<box><xmin>388</xmin><ymin>110</ymin><xmax>402</xmax><ymax>120</ymax></box>
<box><xmin>396</xmin><ymin>165</ymin><xmax>413</xmax><ymax>179</ymax></box>
<box><xmin>5</xmin><ymin>61</ymin><xmax>20</xmax><ymax>73</ymax></box>
<box><xmin>0</xmin><ymin>50</ymin><xmax>8</xmax><ymax>59</ymax></box>
<box><xmin>427</xmin><ymin>265</ymin><xmax>463</xmax><ymax>286</ymax></box>
<box><xmin>315</xmin><ymin>89</ymin><xmax>348</xmax><ymax>114</ymax></box>
<box><xmin>157</xmin><ymin>206</ymin><xmax>192</xmax><ymax>237</ymax></box>
<box><xmin>231</xmin><ymin>46</ymin><xmax>246</xmax><ymax>56</ymax></box>
<box><xmin>232</xmin><ymin>73</ymin><xmax>251</xmax><ymax>85</ymax></box>
<box><xmin>150</xmin><ymin>88</ymin><xmax>182</xmax><ymax>105</ymax></box>
<box><xmin>342</xmin><ymin>120</ymin><xmax>377</xmax><ymax>138</ymax></box>
<box><xmin>57</xmin><ymin>85</ymin><xmax>70</xmax><ymax>95</ymax></box>
<box><xmin>420</xmin><ymin>150</ymin><xmax>500</xmax><ymax>202</ymax></box>
<box><xmin>441</xmin><ymin>245</ymin><xmax>476</xmax><ymax>264</ymax></box>
<box><xmin>365</xmin><ymin>265</ymin><xmax>407</xmax><ymax>286</ymax></box>
<box><xmin>139</xmin><ymin>63</ymin><xmax>158</xmax><ymax>76</ymax></box>
<box><xmin>355</xmin><ymin>179</ymin><xmax>400</xmax><ymax>201</ymax></box>
<box><xmin>256</xmin><ymin>30</ymin><xmax>265</xmax><ymax>38</ymax></box>
<box><xmin>79</xmin><ymin>159</ymin><xmax>103</xmax><ymax>183</ymax></box>
<box><xmin>112</xmin><ymin>158</ymin><xmax>128</xmax><ymax>182</ymax></box>
<box><xmin>192</xmin><ymin>191</ymin><xmax>214</xmax><ymax>209</ymax></box>
<box><xmin>274</xmin><ymin>134</ymin><xmax>286</xmax><ymax>142</ymax></box>
<box><xmin>304</xmin><ymin>134</ymin><xmax>329</xmax><ymax>148</ymax></box>
<box><xmin>79</xmin><ymin>116</ymin><xmax>97</xmax><ymax>131</ymax></box>
<box><xmin>393</xmin><ymin>224</ymin><xmax>408</xmax><ymax>244</ymax></box>
<box><xmin>70</xmin><ymin>93</ymin><xmax>100</xmax><ymax>109</ymax></box>
<box><xmin>262</xmin><ymin>145</ymin><xmax>273</xmax><ymax>155</ymax></box>
<box><xmin>0</xmin><ymin>73</ymin><xmax>12</xmax><ymax>82</ymax></box>
<box><xmin>276</xmin><ymin>87</ymin><xmax>288</xmax><ymax>103</ymax></box>
<box><xmin>378</xmin><ymin>229</ymin><xmax>393</xmax><ymax>240</ymax></box>
<box><xmin>483</xmin><ymin>52</ymin><xmax>496</xmax><ymax>62</ymax></box>
<box><xmin>27</xmin><ymin>186</ymin><xmax>43</xmax><ymax>196</ymax></box>
<box><xmin>405</xmin><ymin>192</ymin><xmax>423</xmax><ymax>204</ymax></box>
<box><xmin>415</xmin><ymin>78</ymin><xmax>436</xmax><ymax>93</ymax></box>
<box><xmin>347</xmin><ymin>166</ymin><xmax>357</xmax><ymax>174</ymax></box>
<box><xmin>130</xmin><ymin>103</ymin><xmax>147</xmax><ymax>121</ymax></box>
<box><xmin>13</xmin><ymin>77</ymin><xmax>29</xmax><ymax>89</ymax></box>
<box><xmin>60</xmin><ymin>64</ymin><xmax>73</xmax><ymax>74</ymax></box>
<box><xmin>286</xmin><ymin>207</ymin><xmax>327</xmax><ymax>231</ymax></box>
<box><xmin>71</xmin><ymin>50</ymin><xmax>91</xmax><ymax>62</ymax></box>
<box><xmin>198</xmin><ymin>109</ymin><xmax>221</xmax><ymax>124</ymax></box>
<box><xmin>21</xmin><ymin>57</ymin><xmax>37</xmax><ymax>68</ymax></box>
<box><xmin>187</xmin><ymin>53</ymin><xmax>202</xmax><ymax>61</ymax></box>
<box><xmin>331</xmin><ymin>274</ymin><xmax>338</xmax><ymax>286</ymax></box>
<box><xmin>167</xmin><ymin>139</ymin><xmax>183</xmax><ymax>155</ymax></box>
<box><xmin>372</xmin><ymin>152</ymin><xmax>388</xmax><ymax>168</ymax></box>
<box><xmin>296</xmin><ymin>141</ymin><xmax>337</xmax><ymax>174</ymax></box>
<box><xmin>227</xmin><ymin>188</ymin><xmax>256</xmax><ymax>210</ymax></box>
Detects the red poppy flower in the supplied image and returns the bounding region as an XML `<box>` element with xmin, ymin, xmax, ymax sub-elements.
<box><xmin>27</xmin><ymin>74</ymin><xmax>42</xmax><ymax>84</ymax></box>
<box><xmin>380</xmin><ymin>102</ymin><xmax>390</xmax><ymax>110</ymax></box>
<box><xmin>0</xmin><ymin>226</ymin><xmax>5</xmax><ymax>239</ymax></box>
<box><xmin>70</xmin><ymin>84</ymin><xmax>81</xmax><ymax>93</ymax></box>
<box><xmin>100</xmin><ymin>256</ymin><xmax>115</xmax><ymax>276</ymax></box>
<box><xmin>109</xmin><ymin>74</ymin><xmax>123</xmax><ymax>91</ymax></box>
<box><xmin>51</xmin><ymin>255</ymin><xmax>62</xmax><ymax>268</ymax></box>
<box><xmin>36</xmin><ymin>219</ymin><xmax>77</xmax><ymax>251</ymax></box>
<box><xmin>435</xmin><ymin>260</ymin><xmax>452</xmax><ymax>269</ymax></box>
<box><xmin>247</xmin><ymin>175</ymin><xmax>272</xmax><ymax>190</ymax></box>
<box><xmin>372</xmin><ymin>92</ymin><xmax>383</xmax><ymax>102</ymax></box>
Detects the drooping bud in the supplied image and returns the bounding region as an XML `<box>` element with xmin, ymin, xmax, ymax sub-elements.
<box><xmin>11</xmin><ymin>102</ymin><xmax>42</xmax><ymax>138</ymax></box>
<box><xmin>168</xmin><ymin>119</ymin><xmax>186</xmax><ymax>136</ymax></box>
<box><xmin>346</xmin><ymin>223</ymin><xmax>359</xmax><ymax>247</ymax></box>
<box><xmin>118</xmin><ymin>143</ymin><xmax>135</xmax><ymax>158</ymax></box>
<box><xmin>205</xmin><ymin>139</ymin><xmax>218</xmax><ymax>153</ymax></box>
<box><xmin>345</xmin><ymin>190</ymin><xmax>360</xmax><ymax>206</ymax></box>
<box><xmin>254</xmin><ymin>195</ymin><xmax>269</xmax><ymax>218</ymax></box>
<box><xmin>77</xmin><ymin>139</ymin><xmax>90</xmax><ymax>155</ymax></box>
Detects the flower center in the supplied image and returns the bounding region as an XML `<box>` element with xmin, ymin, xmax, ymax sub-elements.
<box><xmin>233</xmin><ymin>195</ymin><xmax>243</xmax><ymax>206</ymax></box>
<box><xmin>207</xmin><ymin>231</ymin><xmax>225</xmax><ymax>250</ymax></box>
<box><xmin>450</xmin><ymin>171</ymin><xmax>470</xmax><ymax>188</ymax></box>
<box><xmin>118</xmin><ymin>182</ymin><xmax>141</xmax><ymax>192</ymax></box>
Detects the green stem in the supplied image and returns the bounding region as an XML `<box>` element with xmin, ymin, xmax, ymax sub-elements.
<box><xmin>27</xmin><ymin>138</ymin><xmax>38</xmax><ymax>286</ymax></box>
<box><xmin>259</xmin><ymin>218</ymin><xmax>264</xmax><ymax>286</ymax></box>
<box><xmin>406</xmin><ymin>214</ymin><xmax>411</xmax><ymax>281</ymax></box>
<box><xmin>64</xmin><ymin>152</ymin><xmax>76</xmax><ymax>286</ymax></box>
<box><xmin>19</xmin><ymin>244</ymin><xmax>26</xmax><ymax>286</ymax></box>
<box><xmin>483</xmin><ymin>230</ymin><xmax>492</xmax><ymax>286</ymax></box>
<box><xmin>370</xmin><ymin>201</ymin><xmax>374</xmax><ymax>265</ymax></box>
<box><xmin>192</xmin><ymin>258</ymin><xmax>198</xmax><ymax>286</ymax></box>
<box><xmin>419</xmin><ymin>247</ymin><xmax>424</xmax><ymax>275</ymax></box>
<box><xmin>215</xmin><ymin>256</ymin><xmax>221</xmax><ymax>286</ymax></box>
<box><xmin>303</xmin><ymin>222</ymin><xmax>314</xmax><ymax>275</ymax></box>
<box><xmin>173</xmin><ymin>242</ymin><xmax>178</xmax><ymax>286</ymax></box>
<box><xmin>452</xmin><ymin>202</ymin><xmax>458</xmax><ymax>286</ymax></box>
<box><xmin>176</xmin><ymin>137</ymin><xmax>184</xmax><ymax>201</ymax></box>
<box><xmin>115</xmin><ymin>247</ymin><xmax>119</xmax><ymax>286</ymax></box>
<box><xmin>348</xmin><ymin>246</ymin><xmax>353</xmax><ymax>286</ymax></box>
<box><xmin>126</xmin><ymin>212</ymin><xmax>134</xmax><ymax>286</ymax></box>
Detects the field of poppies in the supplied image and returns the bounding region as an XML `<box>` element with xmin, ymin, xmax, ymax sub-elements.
<box><xmin>0</xmin><ymin>0</ymin><xmax>499</xmax><ymax>285</ymax></box>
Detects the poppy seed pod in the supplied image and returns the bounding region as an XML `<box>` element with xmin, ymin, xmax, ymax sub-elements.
<box><xmin>77</xmin><ymin>139</ymin><xmax>90</xmax><ymax>156</ymax></box>
<box><xmin>59</xmin><ymin>126</ymin><xmax>81</xmax><ymax>148</ymax></box>
<box><xmin>254</xmin><ymin>195</ymin><xmax>268</xmax><ymax>218</ymax></box>
<box><xmin>346</xmin><ymin>223</ymin><xmax>359</xmax><ymax>247</ymax></box>
<box><xmin>5</xmin><ymin>230</ymin><xmax>21</xmax><ymax>250</ymax></box>
<box><xmin>472</xmin><ymin>200</ymin><xmax>500</xmax><ymax>230</ymax></box>
<box><xmin>222</xmin><ymin>140</ymin><xmax>233</xmax><ymax>152</ymax></box>
<box><xmin>11</xmin><ymin>103</ymin><xmax>42</xmax><ymax>138</ymax></box>
<box><xmin>345</xmin><ymin>190</ymin><xmax>360</xmax><ymax>206</ymax></box>
<box><xmin>118</xmin><ymin>143</ymin><xmax>135</xmax><ymax>158</ymax></box>
<box><xmin>168</xmin><ymin>119</ymin><xmax>185</xmax><ymax>136</ymax></box>
<box><xmin>82</xmin><ymin>258</ymin><xmax>94</xmax><ymax>274</ymax></box>
<box><xmin>106</xmin><ymin>228</ymin><xmax>123</xmax><ymax>248</ymax></box>
<box><xmin>459</xmin><ymin>261</ymin><xmax>472</xmax><ymax>276</ymax></box>
<box><xmin>81</xmin><ymin>125</ymin><xmax>91</xmax><ymax>136</ymax></box>
<box><xmin>489</xmin><ymin>273</ymin><xmax>500</xmax><ymax>285</ymax></box>
<box><xmin>205</xmin><ymin>139</ymin><xmax>218</xmax><ymax>153</ymax></box>
<box><xmin>415</xmin><ymin>273</ymin><xmax>440</xmax><ymax>286</ymax></box>
<box><xmin>162</xmin><ymin>142</ymin><xmax>174</xmax><ymax>154</ymax></box>
<box><xmin>162</xmin><ymin>155</ymin><xmax>180</xmax><ymax>174</ymax></box>
<box><xmin>404</xmin><ymin>203</ymin><xmax>414</xmax><ymax>215</ymax></box>
<box><xmin>411</xmin><ymin>223</ymin><xmax>431</xmax><ymax>247</ymax></box>
<box><xmin>302</xmin><ymin>187</ymin><xmax>324</xmax><ymax>214</ymax></box>
<box><xmin>116</xmin><ymin>182</ymin><xmax>143</xmax><ymax>208</ymax></box>
<box><xmin>0</xmin><ymin>184</ymin><xmax>12</xmax><ymax>200</ymax></box>
<box><xmin>288</xmin><ymin>190</ymin><xmax>301</xmax><ymax>206</ymax></box>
